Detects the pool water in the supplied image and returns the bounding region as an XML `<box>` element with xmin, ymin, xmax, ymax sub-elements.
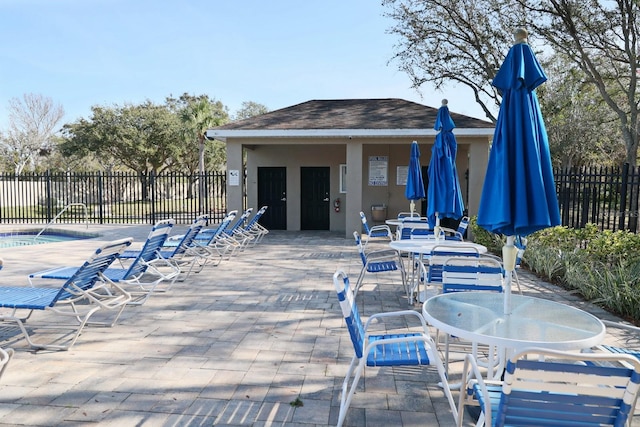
<box><xmin>0</xmin><ymin>231</ymin><xmax>95</xmax><ymax>248</ymax></box>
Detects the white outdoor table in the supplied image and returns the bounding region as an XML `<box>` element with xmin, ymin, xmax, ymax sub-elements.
<box><xmin>390</xmin><ymin>240</ymin><xmax>487</xmax><ymax>255</ymax></box>
<box><xmin>422</xmin><ymin>291</ymin><xmax>606</xmax><ymax>378</ymax></box>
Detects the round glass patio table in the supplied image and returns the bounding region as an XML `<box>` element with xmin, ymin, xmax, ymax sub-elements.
<box><xmin>422</xmin><ymin>291</ymin><xmax>606</xmax><ymax>378</ymax></box>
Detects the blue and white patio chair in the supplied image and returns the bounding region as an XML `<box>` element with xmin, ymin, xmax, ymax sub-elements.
<box><xmin>397</xmin><ymin>211</ymin><xmax>421</xmax><ymax>219</ymax></box>
<box><xmin>0</xmin><ymin>238</ymin><xmax>133</xmax><ymax>350</ymax></box>
<box><xmin>29</xmin><ymin>219</ymin><xmax>178</xmax><ymax>306</ymax></box>
<box><xmin>359</xmin><ymin>211</ymin><xmax>393</xmax><ymax>249</ymax></box>
<box><xmin>590</xmin><ymin>320</ymin><xmax>640</xmax><ymax>365</ymax></box>
<box><xmin>398</xmin><ymin>218</ymin><xmax>431</xmax><ymax>240</ymax></box>
<box><xmin>353</xmin><ymin>231</ymin><xmax>407</xmax><ymax>302</ymax></box>
<box><xmin>424</xmin><ymin>244</ymin><xmax>481</xmax><ymax>290</ymax></box>
<box><xmin>440</xmin><ymin>256</ymin><xmax>504</xmax><ymax>375</ymax></box>
<box><xmin>456</xmin><ymin>215</ymin><xmax>470</xmax><ymax>238</ymax></box>
<box><xmin>457</xmin><ymin>347</ymin><xmax>640</xmax><ymax>427</ymax></box>
<box><xmin>333</xmin><ymin>270</ymin><xmax>458</xmax><ymax>427</ymax></box>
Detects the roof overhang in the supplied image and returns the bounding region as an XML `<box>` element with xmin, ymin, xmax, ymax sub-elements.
<box><xmin>206</xmin><ymin>128</ymin><xmax>495</xmax><ymax>142</ymax></box>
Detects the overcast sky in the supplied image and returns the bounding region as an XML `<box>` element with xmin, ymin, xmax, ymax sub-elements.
<box><xmin>0</xmin><ymin>0</ymin><xmax>488</xmax><ymax>128</ymax></box>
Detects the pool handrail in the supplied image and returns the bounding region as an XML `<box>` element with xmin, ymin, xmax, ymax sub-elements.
<box><xmin>36</xmin><ymin>203</ymin><xmax>89</xmax><ymax>239</ymax></box>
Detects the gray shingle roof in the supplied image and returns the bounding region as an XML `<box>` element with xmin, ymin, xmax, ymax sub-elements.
<box><xmin>215</xmin><ymin>98</ymin><xmax>493</xmax><ymax>130</ymax></box>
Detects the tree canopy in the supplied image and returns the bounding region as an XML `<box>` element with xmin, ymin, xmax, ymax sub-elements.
<box><xmin>0</xmin><ymin>93</ymin><xmax>64</xmax><ymax>174</ymax></box>
<box><xmin>384</xmin><ymin>0</ymin><xmax>640</xmax><ymax>167</ymax></box>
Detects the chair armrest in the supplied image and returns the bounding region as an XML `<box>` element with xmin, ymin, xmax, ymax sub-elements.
<box><xmin>368</xmin><ymin>224</ymin><xmax>392</xmax><ymax>234</ymax></box>
<box><xmin>365</xmin><ymin>249</ymin><xmax>402</xmax><ymax>261</ymax></box>
<box><xmin>441</xmin><ymin>227</ymin><xmax>464</xmax><ymax>241</ymax></box>
<box><xmin>364</xmin><ymin>309</ymin><xmax>429</xmax><ymax>331</ymax></box>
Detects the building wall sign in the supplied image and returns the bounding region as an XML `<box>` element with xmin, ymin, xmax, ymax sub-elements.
<box><xmin>368</xmin><ymin>156</ymin><xmax>388</xmax><ymax>186</ymax></box>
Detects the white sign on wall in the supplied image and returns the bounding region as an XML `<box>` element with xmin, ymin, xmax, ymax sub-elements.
<box><xmin>397</xmin><ymin>166</ymin><xmax>408</xmax><ymax>185</ymax></box>
<box><xmin>368</xmin><ymin>156</ymin><xmax>388</xmax><ymax>186</ymax></box>
<box><xmin>228</xmin><ymin>170</ymin><xmax>240</xmax><ymax>186</ymax></box>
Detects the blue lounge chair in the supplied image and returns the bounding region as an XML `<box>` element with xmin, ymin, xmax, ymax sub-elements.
<box><xmin>216</xmin><ymin>208</ymin><xmax>255</xmax><ymax>252</ymax></box>
<box><xmin>233</xmin><ymin>206</ymin><xmax>269</xmax><ymax>246</ymax></box>
<box><xmin>149</xmin><ymin>215</ymin><xmax>209</xmax><ymax>280</ymax></box>
<box><xmin>29</xmin><ymin>219</ymin><xmax>177</xmax><ymax>306</ymax></box>
<box><xmin>245</xmin><ymin>205</ymin><xmax>269</xmax><ymax>241</ymax></box>
<box><xmin>0</xmin><ymin>238</ymin><xmax>133</xmax><ymax>350</ymax></box>
<box><xmin>188</xmin><ymin>211</ymin><xmax>238</xmax><ymax>263</ymax></box>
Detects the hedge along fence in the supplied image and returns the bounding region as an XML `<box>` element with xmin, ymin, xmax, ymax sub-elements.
<box><xmin>469</xmin><ymin>218</ymin><xmax>640</xmax><ymax>324</ymax></box>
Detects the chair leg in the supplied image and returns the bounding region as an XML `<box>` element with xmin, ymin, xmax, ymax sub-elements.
<box><xmin>338</xmin><ymin>356</ymin><xmax>365</xmax><ymax>427</ymax></box>
<box><xmin>513</xmin><ymin>269</ymin><xmax>523</xmax><ymax>295</ymax></box>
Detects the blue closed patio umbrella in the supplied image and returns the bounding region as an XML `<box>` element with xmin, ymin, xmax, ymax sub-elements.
<box><xmin>477</xmin><ymin>29</ymin><xmax>560</xmax><ymax>314</ymax></box>
<box><xmin>405</xmin><ymin>140</ymin><xmax>426</xmax><ymax>216</ymax></box>
<box><xmin>427</xmin><ymin>99</ymin><xmax>464</xmax><ymax>231</ymax></box>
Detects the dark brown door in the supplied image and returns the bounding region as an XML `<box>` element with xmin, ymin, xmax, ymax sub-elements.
<box><xmin>258</xmin><ymin>167</ymin><xmax>287</xmax><ymax>230</ymax></box>
<box><xmin>300</xmin><ymin>167</ymin><xmax>330</xmax><ymax>230</ymax></box>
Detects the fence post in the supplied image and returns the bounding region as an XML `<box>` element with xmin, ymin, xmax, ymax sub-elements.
<box><xmin>150</xmin><ymin>170</ymin><xmax>156</xmax><ymax>224</ymax></box>
<box><xmin>45</xmin><ymin>170</ymin><xmax>53</xmax><ymax>222</ymax></box>
<box><xmin>619</xmin><ymin>163</ymin><xmax>629</xmax><ymax>231</ymax></box>
<box><xmin>97</xmin><ymin>172</ymin><xmax>104</xmax><ymax>224</ymax></box>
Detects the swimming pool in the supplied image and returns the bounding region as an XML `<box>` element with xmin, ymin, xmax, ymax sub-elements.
<box><xmin>0</xmin><ymin>230</ymin><xmax>97</xmax><ymax>248</ymax></box>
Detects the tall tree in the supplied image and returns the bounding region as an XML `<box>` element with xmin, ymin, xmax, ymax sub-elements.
<box><xmin>166</xmin><ymin>93</ymin><xmax>229</xmax><ymax>174</ymax></box>
<box><xmin>538</xmin><ymin>54</ymin><xmax>625</xmax><ymax>167</ymax></box>
<box><xmin>522</xmin><ymin>0</ymin><xmax>640</xmax><ymax>167</ymax></box>
<box><xmin>383</xmin><ymin>0</ymin><xmax>524</xmax><ymax>123</ymax></box>
<box><xmin>60</xmin><ymin>101</ymin><xmax>182</xmax><ymax>199</ymax></box>
<box><xmin>233</xmin><ymin>101</ymin><xmax>269</xmax><ymax>121</ymax></box>
<box><xmin>0</xmin><ymin>93</ymin><xmax>64</xmax><ymax>174</ymax></box>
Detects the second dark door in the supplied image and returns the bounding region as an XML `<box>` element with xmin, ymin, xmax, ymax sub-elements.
<box><xmin>300</xmin><ymin>167</ymin><xmax>330</xmax><ymax>230</ymax></box>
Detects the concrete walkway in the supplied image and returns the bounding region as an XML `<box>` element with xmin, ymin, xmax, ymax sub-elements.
<box><xmin>0</xmin><ymin>225</ymin><xmax>637</xmax><ymax>426</ymax></box>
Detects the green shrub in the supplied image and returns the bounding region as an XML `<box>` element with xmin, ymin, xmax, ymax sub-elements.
<box><xmin>468</xmin><ymin>216</ymin><xmax>504</xmax><ymax>254</ymax></box>
<box><xmin>470</xmin><ymin>218</ymin><xmax>640</xmax><ymax>323</ymax></box>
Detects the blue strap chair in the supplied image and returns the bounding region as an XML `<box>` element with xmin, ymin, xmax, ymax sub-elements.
<box><xmin>456</xmin><ymin>215</ymin><xmax>470</xmax><ymax>238</ymax></box>
<box><xmin>333</xmin><ymin>270</ymin><xmax>458</xmax><ymax>427</ymax></box>
<box><xmin>130</xmin><ymin>215</ymin><xmax>208</xmax><ymax>281</ymax></box>
<box><xmin>440</xmin><ymin>255</ymin><xmax>504</xmax><ymax>375</ymax></box>
<box><xmin>29</xmin><ymin>219</ymin><xmax>177</xmax><ymax>305</ymax></box>
<box><xmin>0</xmin><ymin>238</ymin><xmax>133</xmax><ymax>350</ymax></box>
<box><xmin>457</xmin><ymin>347</ymin><xmax>640</xmax><ymax>427</ymax></box>
<box><xmin>353</xmin><ymin>231</ymin><xmax>407</xmax><ymax>302</ymax></box>
<box><xmin>236</xmin><ymin>205</ymin><xmax>269</xmax><ymax>245</ymax></box>
<box><xmin>358</xmin><ymin>211</ymin><xmax>393</xmax><ymax>248</ymax></box>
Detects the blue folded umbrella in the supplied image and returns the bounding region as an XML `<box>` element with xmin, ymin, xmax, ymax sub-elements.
<box><xmin>405</xmin><ymin>140</ymin><xmax>426</xmax><ymax>214</ymax></box>
<box><xmin>477</xmin><ymin>37</ymin><xmax>560</xmax><ymax>237</ymax></box>
<box><xmin>427</xmin><ymin>101</ymin><xmax>464</xmax><ymax>228</ymax></box>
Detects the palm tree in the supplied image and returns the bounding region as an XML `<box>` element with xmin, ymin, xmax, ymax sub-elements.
<box><xmin>180</xmin><ymin>98</ymin><xmax>219</xmax><ymax>212</ymax></box>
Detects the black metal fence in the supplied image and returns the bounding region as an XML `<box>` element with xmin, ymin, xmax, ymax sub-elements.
<box><xmin>1</xmin><ymin>166</ymin><xmax>640</xmax><ymax>232</ymax></box>
<box><xmin>0</xmin><ymin>171</ymin><xmax>227</xmax><ymax>225</ymax></box>
<box><xmin>555</xmin><ymin>163</ymin><xmax>640</xmax><ymax>233</ymax></box>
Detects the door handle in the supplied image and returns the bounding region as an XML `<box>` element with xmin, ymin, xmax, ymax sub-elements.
<box><xmin>323</xmin><ymin>198</ymin><xmax>330</xmax><ymax>202</ymax></box>
<box><xmin>281</xmin><ymin>197</ymin><xmax>287</xmax><ymax>202</ymax></box>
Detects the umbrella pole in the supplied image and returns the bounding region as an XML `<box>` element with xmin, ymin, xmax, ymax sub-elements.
<box><xmin>434</xmin><ymin>212</ymin><xmax>442</xmax><ymax>242</ymax></box>
<box><xmin>502</xmin><ymin>235</ymin><xmax>518</xmax><ymax>314</ymax></box>
<box><xmin>410</xmin><ymin>200</ymin><xmax>415</xmax><ymax>216</ymax></box>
